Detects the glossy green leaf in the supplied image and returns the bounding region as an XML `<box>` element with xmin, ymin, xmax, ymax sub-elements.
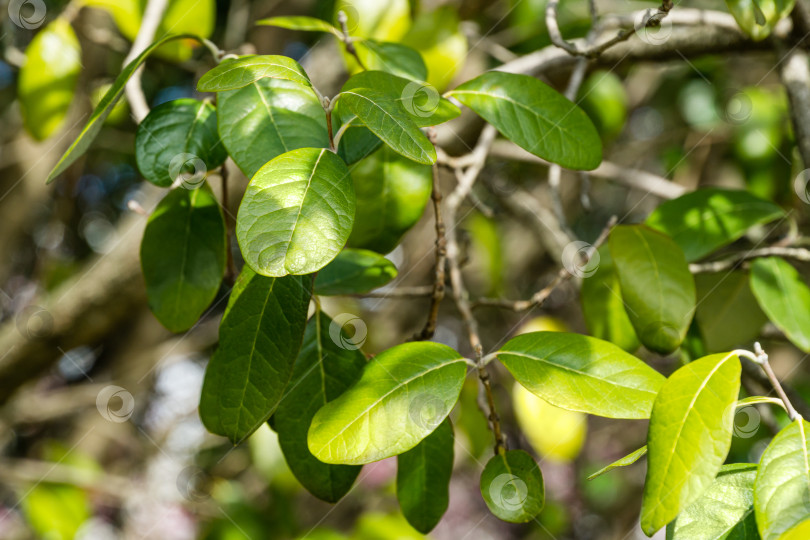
<box><xmin>307</xmin><ymin>341</ymin><xmax>466</xmax><ymax>465</ymax></box>
<box><xmin>726</xmin><ymin>0</ymin><xmax>796</xmax><ymax>41</ymax></box>
<box><xmin>750</xmin><ymin>257</ymin><xmax>810</xmax><ymax>352</ymax></box>
<box><xmin>645</xmin><ymin>189</ymin><xmax>784</xmax><ymax>262</ymax></box>
<box><xmin>480</xmin><ymin>449</ymin><xmax>544</xmax><ymax>523</ymax></box>
<box><xmin>347</xmin><ymin>146</ymin><xmax>432</xmax><ymax>253</ymax></box>
<box><xmin>609</xmin><ymin>225</ymin><xmax>696</xmax><ymax>355</ymax></box>
<box><xmin>666</xmin><ymin>463</ymin><xmax>759</xmax><ymax>540</ymax></box>
<box><xmin>198</xmin><ymin>55</ymin><xmax>312</xmax><ymax>92</ymax></box>
<box><xmin>581</xmin><ymin>245</ymin><xmax>640</xmax><ymax>352</ymax></box>
<box><xmin>737</xmin><ymin>396</ymin><xmax>787</xmax><ymax>409</ymax></box>
<box><xmin>217</xmin><ymin>78</ymin><xmax>329</xmax><ymax>178</ymax></box>
<box><xmin>695</xmin><ymin>271</ymin><xmax>768</xmax><ymax>353</ymax></box>
<box><xmin>497</xmin><ymin>331</ymin><xmax>665</xmax><ymax>419</ymax></box>
<box><xmin>236</xmin><ymin>148</ymin><xmax>355</xmax><ymax>277</ymax></box>
<box><xmin>135</xmin><ymin>99</ymin><xmax>226</xmax><ymax>187</ymax></box>
<box><xmin>339</xmin><ymin>87</ymin><xmax>435</xmax><ymax>165</ymax></box>
<box><xmin>275</xmin><ymin>311</ymin><xmax>366</xmax><ymax>502</ymax></box>
<box><xmin>18</xmin><ymin>19</ymin><xmax>81</xmax><ymax>141</ymax></box>
<box><xmin>140</xmin><ymin>183</ymin><xmax>226</xmax><ymax>333</ymax></box>
<box><xmin>782</xmin><ymin>518</ymin><xmax>810</xmax><ymax>540</ymax></box>
<box><xmin>396</xmin><ymin>418</ymin><xmax>454</xmax><ymax>533</ymax></box>
<box><xmin>587</xmin><ymin>446</ymin><xmax>647</xmax><ymax>480</ymax></box>
<box><xmin>754</xmin><ymin>418</ymin><xmax>810</xmax><ymax>540</ymax></box>
<box><xmin>256</xmin><ymin>16</ymin><xmax>341</xmax><ymax>36</ymax></box>
<box><xmin>641</xmin><ymin>352</ymin><xmax>741</xmax><ymax>536</ymax></box>
<box><xmin>314</xmin><ymin>249</ymin><xmax>397</xmax><ymax>295</ymax></box>
<box><xmin>447</xmin><ymin>71</ymin><xmax>602</xmax><ymax>170</ymax></box>
<box><xmin>335</xmin><ymin>111</ymin><xmax>383</xmax><ymax>165</ymax></box>
<box><xmin>199</xmin><ymin>269</ymin><xmax>312</xmax><ymax>443</ymax></box>
<box><xmin>46</xmin><ymin>34</ymin><xmax>204</xmax><ymax>183</ymax></box>
<box><xmin>356</xmin><ymin>40</ymin><xmax>428</xmax><ymax>81</ymax></box>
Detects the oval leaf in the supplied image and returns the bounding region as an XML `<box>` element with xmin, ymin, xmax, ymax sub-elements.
<box><xmin>667</xmin><ymin>463</ymin><xmax>759</xmax><ymax>540</ymax></box>
<box><xmin>695</xmin><ymin>271</ymin><xmax>768</xmax><ymax>353</ymax></box>
<box><xmin>307</xmin><ymin>341</ymin><xmax>466</xmax><ymax>465</ymax></box>
<box><xmin>217</xmin><ymin>78</ymin><xmax>329</xmax><ymax>178</ymax></box>
<box><xmin>480</xmin><ymin>450</ymin><xmax>544</xmax><ymax>523</ymax></box>
<box><xmin>198</xmin><ymin>55</ymin><xmax>312</xmax><ymax>92</ymax></box>
<box><xmin>199</xmin><ymin>269</ymin><xmax>313</xmax><ymax>443</ymax></box>
<box><xmin>645</xmin><ymin>188</ymin><xmax>784</xmax><ymax>262</ymax></box>
<box><xmin>19</xmin><ymin>19</ymin><xmax>81</xmax><ymax>141</ymax></box>
<box><xmin>275</xmin><ymin>311</ymin><xmax>366</xmax><ymax>502</ymax></box>
<box><xmin>46</xmin><ymin>33</ymin><xmax>205</xmax><ymax>183</ymax></box>
<box><xmin>236</xmin><ymin>148</ymin><xmax>355</xmax><ymax>277</ymax></box>
<box><xmin>348</xmin><ymin>146</ymin><xmax>432</xmax><ymax>253</ymax></box>
<box><xmin>754</xmin><ymin>418</ymin><xmax>810</xmax><ymax>540</ymax></box>
<box><xmin>314</xmin><ymin>249</ymin><xmax>397</xmax><ymax>295</ymax></box>
<box><xmin>135</xmin><ymin>99</ymin><xmax>227</xmax><ymax>187</ymax></box>
<box><xmin>396</xmin><ymin>418</ymin><xmax>454</xmax><ymax>533</ymax></box>
<box><xmin>609</xmin><ymin>224</ymin><xmax>696</xmax><ymax>355</ymax></box>
<box><xmin>256</xmin><ymin>16</ymin><xmax>341</xmax><ymax>36</ymax></box>
<box><xmin>750</xmin><ymin>257</ymin><xmax>810</xmax><ymax>352</ymax></box>
<box><xmin>140</xmin><ymin>183</ymin><xmax>226</xmax><ymax>332</ymax></box>
<box><xmin>340</xmin><ymin>87</ymin><xmax>436</xmax><ymax>165</ymax></box>
<box><xmin>587</xmin><ymin>446</ymin><xmax>647</xmax><ymax>480</ymax></box>
<box><xmin>641</xmin><ymin>352</ymin><xmax>741</xmax><ymax>536</ymax></box>
<box><xmin>497</xmin><ymin>331</ymin><xmax>665</xmax><ymax>419</ymax></box>
<box><xmin>447</xmin><ymin>71</ymin><xmax>602</xmax><ymax>170</ymax></box>
<box><xmin>580</xmin><ymin>245</ymin><xmax>640</xmax><ymax>353</ymax></box>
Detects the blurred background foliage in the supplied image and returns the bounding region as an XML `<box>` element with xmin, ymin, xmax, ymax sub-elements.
<box><xmin>0</xmin><ymin>0</ymin><xmax>808</xmax><ymax>539</ymax></box>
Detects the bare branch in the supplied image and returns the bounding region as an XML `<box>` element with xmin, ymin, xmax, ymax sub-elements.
<box><xmin>123</xmin><ymin>0</ymin><xmax>169</xmax><ymax>123</ymax></box>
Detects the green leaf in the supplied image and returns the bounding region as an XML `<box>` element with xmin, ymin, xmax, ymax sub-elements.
<box><xmin>135</xmin><ymin>98</ymin><xmax>227</xmax><ymax>187</ymax></box>
<box><xmin>400</xmin><ymin>5</ymin><xmax>467</xmax><ymax>91</ymax></box>
<box><xmin>22</xmin><ymin>484</ymin><xmax>91</xmax><ymax>540</ymax></box>
<box><xmin>447</xmin><ymin>71</ymin><xmax>602</xmax><ymax>170</ymax></box>
<box><xmin>18</xmin><ymin>19</ymin><xmax>81</xmax><ymax>141</ymax></box>
<box><xmin>236</xmin><ymin>148</ymin><xmax>355</xmax><ymax>277</ymax></box>
<box><xmin>645</xmin><ymin>188</ymin><xmax>784</xmax><ymax>262</ymax></box>
<box><xmin>666</xmin><ymin>463</ymin><xmax>759</xmax><ymax>540</ymax></box>
<box><xmin>307</xmin><ymin>341</ymin><xmax>466</xmax><ymax>465</ymax></box>
<box><xmin>695</xmin><ymin>271</ymin><xmax>768</xmax><ymax>353</ymax></box>
<box><xmin>347</xmin><ymin>146</ymin><xmax>433</xmax><ymax>253</ymax></box>
<box><xmin>217</xmin><ymin>78</ymin><xmax>329</xmax><ymax>178</ymax></box>
<box><xmin>140</xmin><ymin>183</ymin><xmax>226</xmax><ymax>332</ymax></box>
<box><xmin>782</xmin><ymin>519</ymin><xmax>810</xmax><ymax>540</ymax></box>
<box><xmin>335</xmin><ymin>111</ymin><xmax>383</xmax><ymax>165</ymax></box>
<box><xmin>275</xmin><ymin>311</ymin><xmax>366</xmax><ymax>502</ymax></box>
<box><xmin>199</xmin><ymin>269</ymin><xmax>312</xmax><ymax>443</ymax></box>
<box><xmin>480</xmin><ymin>449</ymin><xmax>544</xmax><ymax>523</ymax></box>
<box><xmin>750</xmin><ymin>257</ymin><xmax>810</xmax><ymax>352</ymax></box>
<box><xmin>314</xmin><ymin>249</ymin><xmax>397</xmax><ymax>295</ymax></box>
<box><xmin>587</xmin><ymin>446</ymin><xmax>647</xmax><ymax>480</ymax></box>
<box><xmin>580</xmin><ymin>245</ymin><xmax>640</xmax><ymax>353</ymax></box>
<box><xmin>497</xmin><ymin>331</ymin><xmax>665</xmax><ymax>419</ymax></box>
<box><xmin>356</xmin><ymin>40</ymin><xmax>428</xmax><ymax>81</ymax></box>
<box><xmin>256</xmin><ymin>16</ymin><xmax>341</xmax><ymax>36</ymax></box>
<box><xmin>46</xmin><ymin>34</ymin><xmax>204</xmax><ymax>184</ymax></box>
<box><xmin>726</xmin><ymin>0</ymin><xmax>796</xmax><ymax>41</ymax></box>
<box><xmin>396</xmin><ymin>418</ymin><xmax>454</xmax><ymax>533</ymax></box>
<box><xmin>609</xmin><ymin>224</ymin><xmax>696</xmax><ymax>355</ymax></box>
<box><xmin>641</xmin><ymin>352</ymin><xmax>741</xmax><ymax>536</ymax></box>
<box><xmin>339</xmin><ymin>87</ymin><xmax>435</xmax><ymax>165</ymax></box>
<box><xmin>737</xmin><ymin>395</ymin><xmax>787</xmax><ymax>409</ymax></box>
<box><xmin>754</xmin><ymin>418</ymin><xmax>810</xmax><ymax>540</ymax></box>
<box><xmin>198</xmin><ymin>55</ymin><xmax>312</xmax><ymax>92</ymax></box>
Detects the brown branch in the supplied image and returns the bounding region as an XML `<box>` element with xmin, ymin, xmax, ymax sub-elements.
<box><xmin>689</xmin><ymin>246</ymin><xmax>810</xmax><ymax>274</ymax></box>
<box><xmin>416</xmin><ymin>162</ymin><xmax>447</xmax><ymax>340</ymax></box>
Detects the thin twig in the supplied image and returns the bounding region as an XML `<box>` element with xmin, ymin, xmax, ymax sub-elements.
<box><xmin>337</xmin><ymin>11</ymin><xmax>366</xmax><ymax>70</ymax></box>
<box><xmin>416</xmin><ymin>161</ymin><xmax>447</xmax><ymax>340</ymax></box>
<box><xmin>689</xmin><ymin>246</ymin><xmax>810</xmax><ymax>274</ymax></box>
<box><xmin>753</xmin><ymin>343</ymin><xmax>800</xmax><ymax>421</ymax></box>
<box><xmin>220</xmin><ymin>164</ymin><xmax>237</xmax><ymax>283</ymax></box>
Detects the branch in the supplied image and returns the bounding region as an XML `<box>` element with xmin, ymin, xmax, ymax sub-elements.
<box><xmin>416</xmin><ymin>161</ymin><xmax>447</xmax><ymax>340</ymax></box>
<box><xmin>689</xmin><ymin>246</ymin><xmax>810</xmax><ymax>274</ymax></box>
<box><xmin>778</xmin><ymin>41</ymin><xmax>810</xmax><ymax>168</ymax></box>
<box><xmin>123</xmin><ymin>0</ymin><xmax>169</xmax><ymax>123</ymax></box>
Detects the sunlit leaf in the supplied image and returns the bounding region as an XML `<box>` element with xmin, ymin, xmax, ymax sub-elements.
<box><xmin>497</xmin><ymin>331</ymin><xmax>665</xmax><ymax>419</ymax></box>
<box><xmin>750</xmin><ymin>257</ymin><xmax>810</xmax><ymax>352</ymax></box>
<box><xmin>314</xmin><ymin>249</ymin><xmax>397</xmax><ymax>295</ymax></box>
<box><xmin>236</xmin><ymin>148</ymin><xmax>355</xmax><ymax>277</ymax></box>
<box><xmin>641</xmin><ymin>352</ymin><xmax>741</xmax><ymax>535</ymax></box>
<box><xmin>480</xmin><ymin>450</ymin><xmax>544</xmax><ymax>523</ymax></box>
<box><xmin>198</xmin><ymin>55</ymin><xmax>312</xmax><ymax>92</ymax></box>
<box><xmin>308</xmin><ymin>342</ymin><xmax>466</xmax><ymax>465</ymax></box>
